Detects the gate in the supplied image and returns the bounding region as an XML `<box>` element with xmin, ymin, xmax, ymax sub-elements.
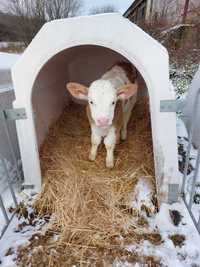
<box><xmin>180</xmin><ymin>88</ymin><xmax>200</xmax><ymax>234</ymax></box>
<box><xmin>0</xmin><ymin>107</ymin><xmax>25</xmax><ymax>239</ymax></box>
<box><xmin>161</xmin><ymin>88</ymin><xmax>200</xmax><ymax>234</ymax></box>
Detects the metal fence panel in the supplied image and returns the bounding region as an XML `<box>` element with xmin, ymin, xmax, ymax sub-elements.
<box><xmin>0</xmin><ymin>102</ymin><xmax>22</xmax><ymax>239</ymax></box>
<box><xmin>0</xmin><ymin>158</ymin><xmax>18</xmax><ymax>239</ymax></box>
<box><xmin>181</xmin><ymin>88</ymin><xmax>200</xmax><ymax>234</ymax></box>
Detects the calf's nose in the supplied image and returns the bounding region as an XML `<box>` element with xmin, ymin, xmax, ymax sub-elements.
<box><xmin>97</xmin><ymin>117</ymin><xmax>109</xmax><ymax>126</ymax></box>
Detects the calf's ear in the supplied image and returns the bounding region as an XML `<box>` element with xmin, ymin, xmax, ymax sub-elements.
<box><xmin>117</xmin><ymin>83</ymin><xmax>138</xmax><ymax>100</ymax></box>
<box><xmin>66</xmin><ymin>82</ymin><xmax>88</xmax><ymax>100</ymax></box>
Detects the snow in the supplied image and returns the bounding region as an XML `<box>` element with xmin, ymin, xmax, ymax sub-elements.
<box><xmin>0</xmin><ymin>215</ymin><xmax>35</xmax><ymax>266</ymax></box>
<box><xmin>0</xmin><ymin>195</ymin><xmax>50</xmax><ymax>266</ymax></box>
<box><xmin>162</xmin><ymin>24</ymin><xmax>194</xmax><ymax>36</ymax></box>
<box><xmin>1</xmin><ymin>178</ymin><xmax>198</xmax><ymax>267</ymax></box>
<box><xmin>130</xmin><ymin>177</ymin><xmax>155</xmax><ymax>213</ymax></box>
<box><xmin>126</xmin><ymin>202</ymin><xmax>200</xmax><ymax>267</ymax></box>
<box><xmin>113</xmin><ymin>260</ymin><xmax>140</xmax><ymax>267</ymax></box>
<box><xmin>0</xmin><ymin>190</ymin><xmax>15</xmax><ymax>230</ymax></box>
<box><xmin>0</xmin><ymin>52</ymin><xmax>20</xmax><ymax>70</ymax></box>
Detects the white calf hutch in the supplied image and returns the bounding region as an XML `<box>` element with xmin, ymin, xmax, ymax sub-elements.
<box><xmin>12</xmin><ymin>14</ymin><xmax>180</xmax><ymax>203</ymax></box>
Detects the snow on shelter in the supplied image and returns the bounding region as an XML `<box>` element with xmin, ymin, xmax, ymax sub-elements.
<box><xmin>12</xmin><ymin>14</ymin><xmax>180</xmax><ymax>203</ymax></box>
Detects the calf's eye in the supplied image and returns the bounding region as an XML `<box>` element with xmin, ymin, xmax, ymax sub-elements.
<box><xmin>112</xmin><ymin>101</ymin><xmax>115</xmax><ymax>105</ymax></box>
<box><xmin>90</xmin><ymin>101</ymin><xmax>94</xmax><ymax>105</ymax></box>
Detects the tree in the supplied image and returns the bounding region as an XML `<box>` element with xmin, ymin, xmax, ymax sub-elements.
<box><xmin>89</xmin><ymin>4</ymin><xmax>117</xmax><ymax>15</ymax></box>
<box><xmin>182</xmin><ymin>0</ymin><xmax>190</xmax><ymax>23</ymax></box>
<box><xmin>3</xmin><ymin>0</ymin><xmax>82</xmax><ymax>45</ymax></box>
<box><xmin>45</xmin><ymin>0</ymin><xmax>82</xmax><ymax>20</ymax></box>
<box><xmin>5</xmin><ymin>0</ymin><xmax>46</xmax><ymax>44</ymax></box>
<box><xmin>151</xmin><ymin>0</ymin><xmax>182</xmax><ymax>28</ymax></box>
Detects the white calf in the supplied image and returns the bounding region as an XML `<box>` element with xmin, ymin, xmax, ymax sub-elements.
<box><xmin>66</xmin><ymin>62</ymin><xmax>138</xmax><ymax>168</ymax></box>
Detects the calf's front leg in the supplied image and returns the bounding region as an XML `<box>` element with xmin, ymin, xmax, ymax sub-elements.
<box><xmin>89</xmin><ymin>126</ymin><xmax>102</xmax><ymax>161</ymax></box>
<box><xmin>104</xmin><ymin>127</ymin><xmax>116</xmax><ymax>168</ymax></box>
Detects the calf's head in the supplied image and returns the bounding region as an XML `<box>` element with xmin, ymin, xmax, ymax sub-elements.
<box><xmin>66</xmin><ymin>80</ymin><xmax>137</xmax><ymax>128</ymax></box>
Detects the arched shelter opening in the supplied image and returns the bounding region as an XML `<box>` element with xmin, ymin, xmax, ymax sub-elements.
<box><xmin>12</xmin><ymin>13</ymin><xmax>180</xmax><ymax>203</ymax></box>
<box><xmin>32</xmin><ymin>45</ymin><xmax>147</xmax><ymax>147</ymax></box>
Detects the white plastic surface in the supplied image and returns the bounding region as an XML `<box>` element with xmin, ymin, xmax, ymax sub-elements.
<box><xmin>12</xmin><ymin>13</ymin><xmax>180</xmax><ymax>202</ymax></box>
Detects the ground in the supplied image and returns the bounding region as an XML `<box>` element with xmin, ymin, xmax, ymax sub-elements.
<box><xmin>1</xmin><ymin>195</ymin><xmax>200</xmax><ymax>266</ymax></box>
<box><xmin>0</xmin><ymin>51</ymin><xmax>200</xmax><ymax>267</ymax></box>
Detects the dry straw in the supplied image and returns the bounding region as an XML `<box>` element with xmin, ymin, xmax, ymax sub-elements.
<box><xmin>34</xmin><ymin>97</ymin><xmax>156</xmax><ymax>264</ymax></box>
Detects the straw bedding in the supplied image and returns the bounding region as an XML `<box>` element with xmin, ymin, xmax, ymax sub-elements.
<box><xmin>18</xmin><ymin>97</ymin><xmax>158</xmax><ymax>266</ymax></box>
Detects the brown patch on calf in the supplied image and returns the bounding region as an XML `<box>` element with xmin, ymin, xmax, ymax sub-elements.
<box><xmin>116</xmin><ymin>62</ymin><xmax>137</xmax><ymax>83</ymax></box>
<box><xmin>113</xmin><ymin>101</ymin><xmax>123</xmax><ymax>129</ymax></box>
<box><xmin>106</xmin><ymin>62</ymin><xmax>137</xmax><ymax>83</ymax></box>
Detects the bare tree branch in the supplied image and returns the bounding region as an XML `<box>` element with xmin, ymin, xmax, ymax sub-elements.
<box><xmin>89</xmin><ymin>4</ymin><xmax>117</xmax><ymax>15</ymax></box>
<box><xmin>3</xmin><ymin>0</ymin><xmax>82</xmax><ymax>45</ymax></box>
<box><xmin>45</xmin><ymin>0</ymin><xmax>82</xmax><ymax>20</ymax></box>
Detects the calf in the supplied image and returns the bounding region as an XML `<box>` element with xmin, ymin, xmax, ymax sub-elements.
<box><xmin>66</xmin><ymin>62</ymin><xmax>138</xmax><ymax>168</ymax></box>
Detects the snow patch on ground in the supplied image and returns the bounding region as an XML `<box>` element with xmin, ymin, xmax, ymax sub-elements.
<box><xmin>0</xmin><ymin>195</ymin><xmax>50</xmax><ymax>266</ymax></box>
<box><xmin>0</xmin><ymin>52</ymin><xmax>20</xmax><ymax>70</ymax></box>
<box><xmin>0</xmin><ymin>215</ymin><xmax>36</xmax><ymax>266</ymax></box>
<box><xmin>1</xmin><ymin>181</ymin><xmax>199</xmax><ymax>267</ymax></box>
<box><xmin>130</xmin><ymin>177</ymin><xmax>155</xmax><ymax>214</ymax></box>
<box><xmin>127</xmin><ymin>202</ymin><xmax>200</xmax><ymax>267</ymax></box>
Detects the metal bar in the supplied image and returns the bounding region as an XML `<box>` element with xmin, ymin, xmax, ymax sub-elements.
<box><xmin>3</xmin><ymin>108</ymin><xmax>27</xmax><ymax>121</ymax></box>
<box><xmin>0</xmin><ymin>194</ymin><xmax>9</xmax><ymax>224</ymax></box>
<box><xmin>183</xmin><ymin>197</ymin><xmax>200</xmax><ymax>234</ymax></box>
<box><xmin>197</xmin><ymin>214</ymin><xmax>200</xmax><ymax>232</ymax></box>
<box><xmin>168</xmin><ymin>183</ymin><xmax>179</xmax><ymax>204</ymax></box>
<box><xmin>0</xmin><ymin>110</ymin><xmax>22</xmax><ymax>185</ymax></box>
<box><xmin>181</xmin><ymin>88</ymin><xmax>200</xmax><ymax>195</ymax></box>
<box><xmin>189</xmin><ymin>147</ymin><xmax>200</xmax><ymax>209</ymax></box>
<box><xmin>0</xmin><ymin>212</ymin><xmax>16</xmax><ymax>239</ymax></box>
<box><xmin>21</xmin><ymin>184</ymin><xmax>35</xmax><ymax>190</ymax></box>
<box><xmin>160</xmin><ymin>99</ymin><xmax>186</xmax><ymax>113</ymax></box>
<box><xmin>1</xmin><ymin>159</ymin><xmax>18</xmax><ymax>207</ymax></box>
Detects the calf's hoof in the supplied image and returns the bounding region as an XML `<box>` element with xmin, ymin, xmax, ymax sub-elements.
<box><xmin>106</xmin><ymin>160</ymin><xmax>114</xmax><ymax>169</ymax></box>
<box><xmin>89</xmin><ymin>153</ymin><xmax>96</xmax><ymax>161</ymax></box>
<box><xmin>116</xmin><ymin>138</ymin><xmax>120</xmax><ymax>145</ymax></box>
<box><xmin>121</xmin><ymin>130</ymin><xmax>127</xmax><ymax>141</ymax></box>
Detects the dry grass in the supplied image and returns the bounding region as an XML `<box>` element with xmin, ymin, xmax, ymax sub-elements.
<box><xmin>21</xmin><ymin>97</ymin><xmax>158</xmax><ymax>266</ymax></box>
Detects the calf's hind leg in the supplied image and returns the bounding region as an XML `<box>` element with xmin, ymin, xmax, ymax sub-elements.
<box><xmin>121</xmin><ymin>96</ymin><xmax>137</xmax><ymax>141</ymax></box>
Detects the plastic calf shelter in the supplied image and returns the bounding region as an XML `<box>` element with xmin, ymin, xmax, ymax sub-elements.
<box><xmin>12</xmin><ymin>14</ymin><xmax>180</xmax><ymax>203</ymax></box>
